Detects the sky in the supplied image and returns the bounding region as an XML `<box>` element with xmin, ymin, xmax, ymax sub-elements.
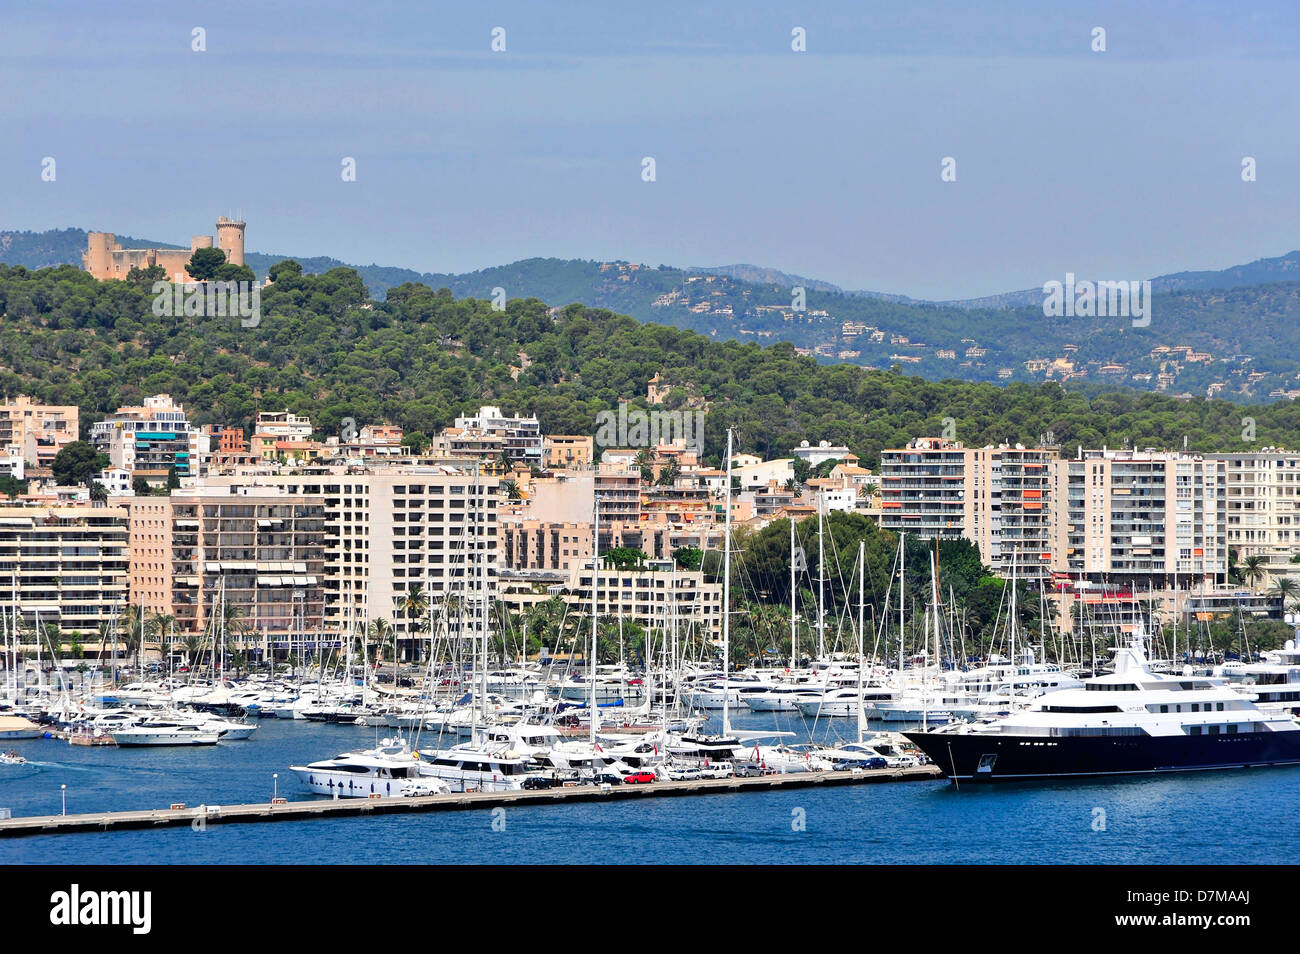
<box><xmin>3</xmin><ymin>0</ymin><xmax>1299</xmax><ymax>300</ymax></box>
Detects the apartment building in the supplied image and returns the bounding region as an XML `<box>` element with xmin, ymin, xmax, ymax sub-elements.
<box><xmin>254</xmin><ymin>410</ymin><xmax>314</xmax><ymax>442</ymax></box>
<box><xmin>250</xmin><ymin>410</ymin><xmax>314</xmax><ymax>462</ymax></box>
<box><xmin>879</xmin><ymin>438</ymin><xmax>969</xmax><ymax>540</ymax></box>
<box><xmin>733</xmin><ymin>457</ymin><xmax>796</xmax><ymax>491</ymax></box>
<box><xmin>595</xmin><ymin>468</ymin><xmax>642</xmax><ymax>531</ymax></box>
<box><xmin>966</xmin><ymin>444</ymin><xmax>1058</xmax><ymax>581</ymax></box>
<box><xmin>1054</xmin><ymin>449</ymin><xmax>1227</xmax><ymax>588</ymax></box>
<box><xmin>447</xmin><ymin>405</ymin><xmax>543</xmax><ymax>469</ymax></box>
<box><xmin>567</xmin><ymin>557</ymin><xmax>723</xmax><ymax>639</ymax></box>
<box><xmin>203</xmin><ymin>466</ymin><xmax>500</xmax><ymax>656</ymax></box>
<box><xmin>793</xmin><ymin>440</ymin><xmax>852</xmax><ymax>467</ymax></box>
<box><xmin>89</xmin><ymin>394</ymin><xmax>200</xmax><ymax>481</ymax></box>
<box><xmin>0</xmin><ymin>396</ymin><xmax>79</xmax><ymax>469</ymax></box>
<box><xmin>200</xmin><ymin>424</ymin><xmax>257</xmax><ymax>474</ymax></box>
<box><xmin>125</xmin><ymin>496</ymin><xmax>173</xmax><ymax>616</ymax></box>
<box><xmin>165</xmin><ymin>488</ymin><xmax>327</xmax><ymax>656</ymax></box>
<box><xmin>0</xmin><ymin>505</ymin><xmax>128</xmax><ymax>640</ymax></box>
<box><xmin>543</xmin><ymin>435</ymin><xmax>593</xmax><ymax>470</ymax></box>
<box><xmin>1208</xmin><ymin>449</ymin><xmax>1300</xmax><ymax>582</ymax></box>
<box><xmin>502</xmin><ymin>519</ymin><xmax>593</xmax><ymax>573</ymax></box>
<box><xmin>882</xmin><ymin>440</ymin><xmax>1230</xmax><ymax>587</ymax></box>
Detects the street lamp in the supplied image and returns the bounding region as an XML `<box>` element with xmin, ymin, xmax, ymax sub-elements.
<box><xmin>60</xmin><ymin>783</ymin><xmax>66</xmax><ymax>816</ymax></box>
<box><xmin>273</xmin><ymin>773</ymin><xmax>278</xmax><ymax>801</ymax></box>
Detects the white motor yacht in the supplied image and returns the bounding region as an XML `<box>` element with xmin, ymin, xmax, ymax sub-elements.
<box><xmin>414</xmin><ymin>740</ymin><xmax>543</xmax><ymax>792</ymax></box>
<box><xmin>291</xmin><ymin>738</ymin><xmax>439</xmax><ymax>797</ymax></box>
<box><xmin>112</xmin><ymin>719</ymin><xmax>221</xmax><ymax>746</ymax></box>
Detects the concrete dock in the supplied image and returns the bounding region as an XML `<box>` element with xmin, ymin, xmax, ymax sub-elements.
<box><xmin>0</xmin><ymin>765</ymin><xmax>942</xmax><ymax>838</ymax></box>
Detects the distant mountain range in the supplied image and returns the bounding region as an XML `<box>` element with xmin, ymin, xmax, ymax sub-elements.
<box><xmin>5</xmin><ymin>226</ymin><xmax>1300</xmax><ymax>403</ymax></box>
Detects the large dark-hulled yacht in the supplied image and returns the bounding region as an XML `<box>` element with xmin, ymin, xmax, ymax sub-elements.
<box><xmin>906</xmin><ymin>632</ymin><xmax>1300</xmax><ymax>783</ymax></box>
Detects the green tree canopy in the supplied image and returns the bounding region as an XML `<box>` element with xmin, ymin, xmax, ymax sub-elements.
<box><xmin>186</xmin><ymin>247</ymin><xmax>227</xmax><ymax>281</ymax></box>
<box><xmin>52</xmin><ymin>440</ymin><xmax>108</xmax><ymax>486</ymax></box>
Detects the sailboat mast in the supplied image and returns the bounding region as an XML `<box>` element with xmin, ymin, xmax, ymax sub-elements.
<box><xmin>1010</xmin><ymin>548</ymin><xmax>1017</xmax><ymax>667</ymax></box>
<box><xmin>790</xmin><ymin>516</ymin><xmax>797</xmax><ymax>667</ymax></box>
<box><xmin>898</xmin><ymin>532</ymin><xmax>905</xmax><ymax>676</ymax></box>
<box><xmin>477</xmin><ymin>465</ymin><xmax>488</xmax><ymax>726</ymax></box>
<box><xmin>857</xmin><ymin>539</ymin><xmax>865</xmax><ymax>744</ymax></box>
<box><xmin>722</xmin><ymin>428</ymin><xmax>734</xmax><ymax>736</ymax></box>
<box><xmin>816</xmin><ymin>496</ymin><xmax>825</xmax><ymax>659</ymax></box>
<box><xmin>589</xmin><ymin>492</ymin><xmax>600</xmax><ymax>748</ymax></box>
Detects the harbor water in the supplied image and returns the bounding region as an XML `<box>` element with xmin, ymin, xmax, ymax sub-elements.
<box><xmin>2</xmin><ymin>713</ymin><xmax>1297</xmax><ymax>864</ymax></box>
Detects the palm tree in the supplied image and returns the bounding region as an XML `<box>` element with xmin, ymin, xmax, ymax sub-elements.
<box><xmin>397</xmin><ymin>584</ymin><xmax>429</xmax><ymax>661</ymax></box>
<box><xmin>180</xmin><ymin>633</ymin><xmax>207</xmax><ymax>669</ymax></box>
<box><xmin>206</xmin><ymin>597</ymin><xmax>251</xmax><ymax>675</ymax></box>
<box><xmin>1241</xmin><ymin>555</ymin><xmax>1267</xmax><ymax>593</ymax></box>
<box><xmin>1271</xmin><ymin>577</ymin><xmax>1300</xmax><ymax>616</ymax></box>
<box><xmin>120</xmin><ymin>604</ymin><xmax>149</xmax><ymax>669</ymax></box>
<box><xmin>368</xmin><ymin>617</ymin><xmax>395</xmax><ymax>663</ymax></box>
<box><xmin>526</xmin><ymin>595</ymin><xmax>569</xmax><ymax>649</ymax></box>
<box><xmin>146</xmin><ymin>612</ymin><xmax>175</xmax><ymax>667</ymax></box>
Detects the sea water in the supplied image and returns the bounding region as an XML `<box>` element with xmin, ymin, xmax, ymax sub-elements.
<box><xmin>1</xmin><ymin>713</ymin><xmax>1295</xmax><ymax>864</ymax></box>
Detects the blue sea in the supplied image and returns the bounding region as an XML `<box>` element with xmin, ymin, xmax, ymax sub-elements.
<box><xmin>2</xmin><ymin>713</ymin><xmax>1296</xmax><ymax>864</ymax></box>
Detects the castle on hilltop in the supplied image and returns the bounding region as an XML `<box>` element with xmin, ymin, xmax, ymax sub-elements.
<box><xmin>83</xmin><ymin>216</ymin><xmax>245</xmax><ymax>282</ymax></box>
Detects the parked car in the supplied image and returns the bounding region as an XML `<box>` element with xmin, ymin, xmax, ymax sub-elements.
<box><xmin>833</xmin><ymin>757</ymin><xmax>888</xmax><ymax>771</ymax></box>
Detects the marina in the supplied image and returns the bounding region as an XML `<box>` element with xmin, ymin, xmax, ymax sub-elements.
<box><xmin>0</xmin><ymin>762</ymin><xmax>941</xmax><ymax>839</ymax></box>
<box><xmin>3</xmin><ymin>712</ymin><xmax>1298</xmax><ymax>865</ymax></box>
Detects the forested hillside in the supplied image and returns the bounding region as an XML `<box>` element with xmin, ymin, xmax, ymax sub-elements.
<box><xmin>2</xmin><ymin>261</ymin><xmax>1299</xmax><ymax>466</ymax></box>
<box><xmin>7</xmin><ymin>230</ymin><xmax>1300</xmax><ymax>402</ymax></box>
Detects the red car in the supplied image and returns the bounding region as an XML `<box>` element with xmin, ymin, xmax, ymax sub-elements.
<box><xmin>622</xmin><ymin>771</ymin><xmax>657</xmax><ymax>784</ymax></box>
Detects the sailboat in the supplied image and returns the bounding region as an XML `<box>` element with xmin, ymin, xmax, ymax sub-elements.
<box><xmin>414</xmin><ymin>465</ymin><xmax>547</xmax><ymax>792</ymax></box>
<box><xmin>671</xmin><ymin>429</ymin><xmax>794</xmax><ymax>764</ymax></box>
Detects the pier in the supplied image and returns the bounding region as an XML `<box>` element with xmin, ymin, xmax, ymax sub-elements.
<box><xmin>0</xmin><ymin>765</ymin><xmax>942</xmax><ymax>838</ymax></box>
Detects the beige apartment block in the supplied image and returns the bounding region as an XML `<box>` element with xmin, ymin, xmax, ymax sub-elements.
<box><xmin>124</xmin><ymin>497</ymin><xmax>173</xmax><ymax>617</ymax></box>
<box><xmin>166</xmin><ymin>488</ymin><xmax>327</xmax><ymax>656</ymax></box>
<box><xmin>567</xmin><ymin>557</ymin><xmax>723</xmax><ymax>640</ymax></box>
<box><xmin>1053</xmin><ymin>449</ymin><xmax>1227</xmax><ymax>588</ymax></box>
<box><xmin>966</xmin><ymin>444</ymin><xmax>1058</xmax><ymax>581</ymax></box>
<box><xmin>0</xmin><ymin>396</ymin><xmax>79</xmax><ymax>468</ymax></box>
<box><xmin>503</xmin><ymin>519</ymin><xmax>593</xmax><ymax>573</ymax></box>
<box><xmin>202</xmin><ymin>466</ymin><xmax>500</xmax><ymax>654</ymax></box>
<box><xmin>0</xmin><ymin>505</ymin><xmax>128</xmax><ymax>641</ymax></box>
<box><xmin>1207</xmin><ymin>450</ymin><xmax>1300</xmax><ymax>583</ymax></box>
<box><xmin>544</xmin><ymin>435</ymin><xmax>594</xmax><ymax>470</ymax></box>
<box><xmin>882</xmin><ymin>437</ymin><xmax>1058</xmax><ymax>580</ymax></box>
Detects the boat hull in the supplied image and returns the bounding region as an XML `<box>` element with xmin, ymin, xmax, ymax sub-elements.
<box><xmin>0</xmin><ymin>726</ymin><xmax>42</xmax><ymax>740</ymax></box>
<box><xmin>113</xmin><ymin>730</ymin><xmax>220</xmax><ymax>746</ymax></box>
<box><xmin>290</xmin><ymin>767</ymin><xmax>412</xmax><ymax>798</ymax></box>
<box><xmin>905</xmin><ymin>729</ymin><xmax>1300</xmax><ymax>782</ymax></box>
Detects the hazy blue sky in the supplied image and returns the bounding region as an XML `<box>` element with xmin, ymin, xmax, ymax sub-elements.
<box><xmin>4</xmin><ymin>0</ymin><xmax>1298</xmax><ymax>298</ymax></box>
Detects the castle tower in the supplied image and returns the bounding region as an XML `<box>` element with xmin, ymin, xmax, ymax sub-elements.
<box><xmin>84</xmin><ymin>232</ymin><xmax>116</xmax><ymax>279</ymax></box>
<box><xmin>190</xmin><ymin>235</ymin><xmax>213</xmax><ymax>251</ymax></box>
<box><xmin>215</xmin><ymin>216</ymin><xmax>245</xmax><ymax>266</ymax></box>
